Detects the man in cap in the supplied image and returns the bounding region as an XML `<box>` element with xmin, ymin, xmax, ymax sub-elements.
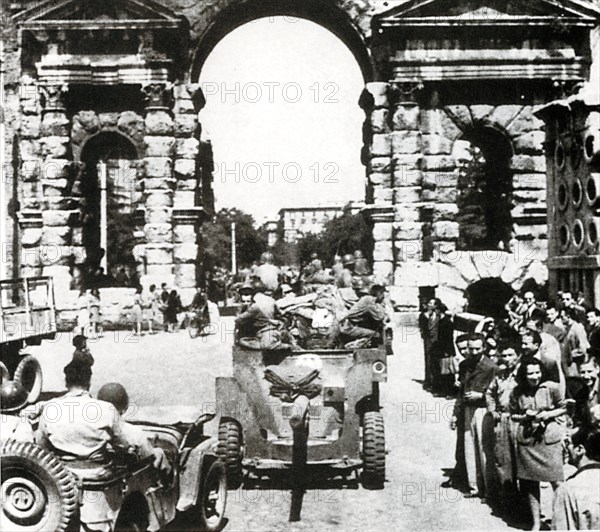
<box><xmin>72</xmin><ymin>334</ymin><xmax>94</xmax><ymax>366</ymax></box>
<box><xmin>0</xmin><ymin>380</ymin><xmax>34</xmax><ymax>442</ymax></box>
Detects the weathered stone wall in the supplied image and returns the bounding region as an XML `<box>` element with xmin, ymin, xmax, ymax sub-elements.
<box><xmin>3</xmin><ymin>0</ymin><xmax>599</xmax><ymax>322</ymax></box>
<box><xmin>360</xmin><ymin>78</ymin><xmax>550</xmax><ymax>309</ymax></box>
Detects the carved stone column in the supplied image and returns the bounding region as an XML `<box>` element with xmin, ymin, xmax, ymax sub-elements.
<box><xmin>142</xmin><ymin>82</ymin><xmax>175</xmax><ymax>281</ymax></box>
<box><xmin>38</xmin><ymin>84</ymin><xmax>78</xmax><ymax>293</ymax></box>
<box><xmin>390</xmin><ymin>82</ymin><xmax>428</xmax><ymax>310</ymax></box>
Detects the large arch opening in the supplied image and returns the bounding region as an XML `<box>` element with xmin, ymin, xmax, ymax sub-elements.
<box><xmin>190</xmin><ymin>0</ymin><xmax>373</xmax><ymax>83</ymax></box>
<box><xmin>80</xmin><ymin>131</ymin><xmax>141</xmax><ymax>288</ymax></box>
<box><xmin>195</xmin><ymin>16</ymin><xmax>366</xmax><ymax>240</ymax></box>
<box><xmin>465</xmin><ymin>278</ymin><xmax>514</xmax><ymax>319</ymax></box>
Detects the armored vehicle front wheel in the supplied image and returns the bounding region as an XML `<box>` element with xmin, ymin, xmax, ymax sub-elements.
<box><xmin>0</xmin><ymin>440</ymin><xmax>78</xmax><ymax>532</ymax></box>
<box><xmin>361</xmin><ymin>411</ymin><xmax>385</xmax><ymax>489</ymax></box>
<box><xmin>216</xmin><ymin>420</ymin><xmax>243</xmax><ymax>489</ymax></box>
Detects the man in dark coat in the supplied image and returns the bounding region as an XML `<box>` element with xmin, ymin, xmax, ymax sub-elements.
<box><xmin>451</xmin><ymin>333</ymin><xmax>497</xmax><ymax>498</ymax></box>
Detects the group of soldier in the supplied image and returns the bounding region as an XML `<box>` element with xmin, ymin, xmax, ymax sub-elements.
<box><xmin>233</xmin><ymin>250</ymin><xmax>391</xmax><ymax>351</ymax></box>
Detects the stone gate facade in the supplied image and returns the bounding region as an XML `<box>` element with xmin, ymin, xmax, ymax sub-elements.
<box><xmin>2</xmin><ymin>0</ymin><xmax>600</xmax><ymax>313</ymax></box>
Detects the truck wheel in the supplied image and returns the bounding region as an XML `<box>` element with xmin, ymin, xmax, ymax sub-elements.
<box><xmin>1</xmin><ymin>440</ymin><xmax>78</xmax><ymax>532</ymax></box>
<box><xmin>361</xmin><ymin>411</ymin><xmax>385</xmax><ymax>489</ymax></box>
<box><xmin>14</xmin><ymin>356</ymin><xmax>43</xmax><ymax>404</ymax></box>
<box><xmin>197</xmin><ymin>460</ymin><xmax>227</xmax><ymax>532</ymax></box>
<box><xmin>216</xmin><ymin>420</ymin><xmax>243</xmax><ymax>489</ymax></box>
<box><xmin>0</xmin><ymin>361</ymin><xmax>10</xmax><ymax>382</ymax></box>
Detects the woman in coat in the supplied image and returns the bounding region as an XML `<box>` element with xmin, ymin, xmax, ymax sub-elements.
<box><xmin>164</xmin><ymin>290</ymin><xmax>182</xmax><ymax>333</ymax></box>
<box><xmin>509</xmin><ymin>357</ymin><xmax>567</xmax><ymax>530</ymax></box>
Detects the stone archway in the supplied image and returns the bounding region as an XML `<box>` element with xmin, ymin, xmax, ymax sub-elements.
<box><xmin>186</xmin><ymin>0</ymin><xmax>375</xmax><ymax>82</ymax></box>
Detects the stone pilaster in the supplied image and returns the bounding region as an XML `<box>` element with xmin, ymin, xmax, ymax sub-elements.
<box><xmin>173</xmin><ymin>208</ymin><xmax>204</xmax><ymax>304</ymax></box>
<box><xmin>142</xmin><ymin>82</ymin><xmax>175</xmax><ymax>280</ymax></box>
<box><xmin>362</xmin><ymin>205</ymin><xmax>395</xmax><ymax>282</ymax></box>
<box><xmin>173</xmin><ymin>83</ymin><xmax>204</xmax><ymax>210</ymax></box>
<box><xmin>359</xmin><ymin>82</ymin><xmax>393</xmax><ymax>205</ymax></box>
<box><xmin>38</xmin><ymin>84</ymin><xmax>77</xmax><ymax>293</ymax></box>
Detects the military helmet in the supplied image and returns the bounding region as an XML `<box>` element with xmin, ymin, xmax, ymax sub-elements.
<box><xmin>351</xmin><ymin>277</ymin><xmax>369</xmax><ymax>294</ymax></box>
<box><xmin>0</xmin><ymin>380</ymin><xmax>29</xmax><ymax>413</ymax></box>
<box><xmin>98</xmin><ymin>382</ymin><xmax>129</xmax><ymax>414</ymax></box>
<box><xmin>238</xmin><ymin>282</ymin><xmax>254</xmax><ymax>295</ymax></box>
<box><xmin>260</xmin><ymin>251</ymin><xmax>274</xmax><ymax>264</ymax></box>
<box><xmin>342</xmin><ymin>253</ymin><xmax>355</xmax><ymax>266</ymax></box>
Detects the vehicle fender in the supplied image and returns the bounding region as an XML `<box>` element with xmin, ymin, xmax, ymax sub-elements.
<box><xmin>176</xmin><ymin>441</ymin><xmax>218</xmax><ymax>512</ymax></box>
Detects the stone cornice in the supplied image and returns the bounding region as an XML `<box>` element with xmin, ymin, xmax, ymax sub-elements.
<box><xmin>362</xmin><ymin>205</ymin><xmax>395</xmax><ymax>223</ymax></box>
<box><xmin>172</xmin><ymin>207</ymin><xmax>205</xmax><ymax>225</ymax></box>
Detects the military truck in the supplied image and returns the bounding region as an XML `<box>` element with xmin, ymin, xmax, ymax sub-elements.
<box><xmin>0</xmin><ymin>276</ymin><xmax>56</xmax><ymax>402</ymax></box>
<box><xmin>215</xmin><ymin>333</ymin><xmax>392</xmax><ymax>489</ymax></box>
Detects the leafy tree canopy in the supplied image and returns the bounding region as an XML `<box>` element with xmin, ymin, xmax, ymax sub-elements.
<box><xmin>202</xmin><ymin>208</ymin><xmax>266</xmax><ymax>270</ymax></box>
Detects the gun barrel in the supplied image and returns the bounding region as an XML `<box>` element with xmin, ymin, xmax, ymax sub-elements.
<box><xmin>289</xmin><ymin>395</ymin><xmax>310</xmax><ymax>432</ymax></box>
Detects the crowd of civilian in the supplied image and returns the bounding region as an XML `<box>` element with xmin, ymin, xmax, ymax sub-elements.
<box><xmin>420</xmin><ymin>290</ymin><xmax>600</xmax><ymax>530</ymax></box>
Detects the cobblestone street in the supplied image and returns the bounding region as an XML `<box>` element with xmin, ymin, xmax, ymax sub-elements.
<box><xmin>31</xmin><ymin>318</ymin><xmax>518</xmax><ymax>531</ymax></box>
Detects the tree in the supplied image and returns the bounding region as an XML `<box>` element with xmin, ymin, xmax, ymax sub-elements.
<box><xmin>201</xmin><ymin>208</ymin><xmax>266</xmax><ymax>271</ymax></box>
<box><xmin>294</xmin><ymin>208</ymin><xmax>373</xmax><ymax>266</ymax></box>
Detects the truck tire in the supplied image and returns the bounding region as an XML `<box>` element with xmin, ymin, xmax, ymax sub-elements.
<box><xmin>362</xmin><ymin>411</ymin><xmax>385</xmax><ymax>489</ymax></box>
<box><xmin>216</xmin><ymin>420</ymin><xmax>243</xmax><ymax>489</ymax></box>
<box><xmin>1</xmin><ymin>440</ymin><xmax>78</xmax><ymax>532</ymax></box>
<box><xmin>0</xmin><ymin>361</ymin><xmax>10</xmax><ymax>382</ymax></box>
<box><xmin>14</xmin><ymin>356</ymin><xmax>43</xmax><ymax>404</ymax></box>
<box><xmin>197</xmin><ymin>460</ymin><xmax>227</xmax><ymax>532</ymax></box>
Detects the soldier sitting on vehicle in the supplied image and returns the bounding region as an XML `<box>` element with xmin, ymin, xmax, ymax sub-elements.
<box><xmin>97</xmin><ymin>382</ymin><xmax>171</xmax><ymax>476</ymax></box>
<box><xmin>236</xmin><ymin>281</ymin><xmax>295</xmax><ymax>350</ymax></box>
<box><xmin>335</xmin><ymin>254</ymin><xmax>355</xmax><ymax>288</ymax></box>
<box><xmin>328</xmin><ymin>282</ymin><xmax>389</xmax><ymax>348</ymax></box>
<box><xmin>36</xmin><ymin>359</ymin><xmax>154</xmax><ymax>531</ymax></box>
<box><xmin>0</xmin><ymin>380</ymin><xmax>34</xmax><ymax>442</ymax></box>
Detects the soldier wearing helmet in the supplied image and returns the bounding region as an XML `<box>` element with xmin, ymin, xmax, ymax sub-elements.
<box><xmin>353</xmin><ymin>250</ymin><xmax>370</xmax><ymax>276</ymax></box>
<box><xmin>331</xmin><ymin>254</ymin><xmax>344</xmax><ymax>277</ymax></box>
<box><xmin>335</xmin><ymin>254</ymin><xmax>355</xmax><ymax>288</ymax></box>
<box><xmin>0</xmin><ymin>380</ymin><xmax>34</xmax><ymax>442</ymax></box>
<box><xmin>310</xmin><ymin>252</ymin><xmax>323</xmax><ymax>272</ymax></box>
<box><xmin>328</xmin><ymin>282</ymin><xmax>389</xmax><ymax>348</ymax></box>
<box><xmin>37</xmin><ymin>361</ymin><xmax>145</xmax><ymax>531</ymax></box>
<box><xmin>98</xmin><ymin>383</ymin><xmax>171</xmax><ymax>475</ymax></box>
<box><xmin>235</xmin><ymin>282</ymin><xmax>294</xmax><ymax>350</ymax></box>
<box><xmin>255</xmin><ymin>251</ymin><xmax>280</xmax><ymax>293</ymax></box>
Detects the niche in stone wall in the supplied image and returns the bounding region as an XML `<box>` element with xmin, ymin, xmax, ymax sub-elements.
<box><xmin>80</xmin><ymin>130</ymin><xmax>142</xmax><ymax>288</ymax></box>
<box><xmin>453</xmin><ymin>126</ymin><xmax>514</xmax><ymax>252</ymax></box>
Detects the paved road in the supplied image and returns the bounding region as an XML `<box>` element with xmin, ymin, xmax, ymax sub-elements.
<box><xmin>31</xmin><ymin>318</ymin><xmax>520</xmax><ymax>531</ymax></box>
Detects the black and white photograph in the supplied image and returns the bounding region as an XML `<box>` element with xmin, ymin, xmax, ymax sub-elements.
<box><xmin>1</xmin><ymin>0</ymin><xmax>600</xmax><ymax>530</ymax></box>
